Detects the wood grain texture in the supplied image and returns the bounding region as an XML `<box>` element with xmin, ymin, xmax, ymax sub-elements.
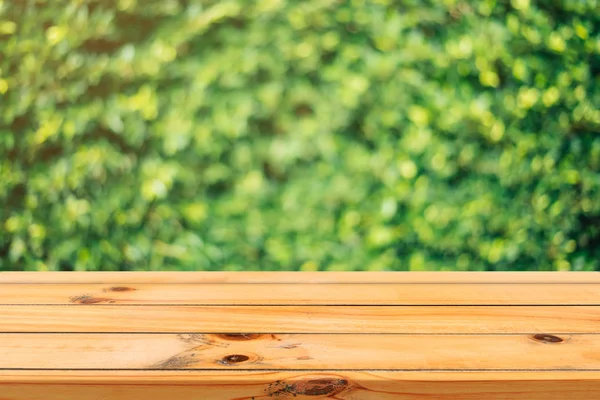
<box><xmin>2</xmin><ymin>305</ymin><xmax>600</xmax><ymax>333</ymax></box>
<box><xmin>1</xmin><ymin>371</ymin><xmax>600</xmax><ymax>400</ymax></box>
<box><xmin>2</xmin><ymin>283</ymin><xmax>600</xmax><ymax>305</ymax></box>
<box><xmin>2</xmin><ymin>333</ymin><xmax>599</xmax><ymax>370</ymax></box>
<box><xmin>1</xmin><ymin>272</ymin><xmax>600</xmax><ymax>399</ymax></box>
<box><xmin>1</xmin><ymin>271</ymin><xmax>599</xmax><ymax>283</ymax></box>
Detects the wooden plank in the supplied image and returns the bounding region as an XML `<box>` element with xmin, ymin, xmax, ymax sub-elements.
<box><xmin>2</xmin><ymin>273</ymin><xmax>598</xmax><ymax>399</ymax></box>
<box><xmin>1</xmin><ymin>271</ymin><xmax>599</xmax><ymax>284</ymax></box>
<box><xmin>1</xmin><ymin>305</ymin><xmax>599</xmax><ymax>333</ymax></box>
<box><xmin>1</xmin><ymin>371</ymin><xmax>599</xmax><ymax>400</ymax></box>
<box><xmin>1</xmin><ymin>283</ymin><xmax>599</xmax><ymax>305</ymax></box>
<box><xmin>1</xmin><ymin>333</ymin><xmax>599</xmax><ymax>370</ymax></box>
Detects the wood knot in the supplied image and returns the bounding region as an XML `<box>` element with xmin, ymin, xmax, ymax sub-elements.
<box><xmin>296</xmin><ymin>378</ymin><xmax>349</xmax><ymax>396</ymax></box>
<box><xmin>105</xmin><ymin>286</ymin><xmax>136</xmax><ymax>292</ymax></box>
<box><xmin>531</xmin><ymin>334</ymin><xmax>564</xmax><ymax>344</ymax></box>
<box><xmin>218</xmin><ymin>354</ymin><xmax>250</xmax><ymax>365</ymax></box>
<box><xmin>266</xmin><ymin>376</ymin><xmax>350</xmax><ymax>397</ymax></box>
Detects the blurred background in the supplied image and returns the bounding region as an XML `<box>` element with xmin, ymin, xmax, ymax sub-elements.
<box><xmin>0</xmin><ymin>0</ymin><xmax>599</xmax><ymax>271</ymax></box>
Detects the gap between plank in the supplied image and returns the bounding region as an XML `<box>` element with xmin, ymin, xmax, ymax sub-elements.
<box><xmin>2</xmin><ymin>303</ymin><xmax>600</xmax><ymax>306</ymax></box>
<box><xmin>2</xmin><ymin>368</ymin><xmax>600</xmax><ymax>372</ymax></box>
<box><xmin>2</xmin><ymin>332</ymin><xmax>600</xmax><ymax>335</ymax></box>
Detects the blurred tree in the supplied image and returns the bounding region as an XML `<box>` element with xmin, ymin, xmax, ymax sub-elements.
<box><xmin>1</xmin><ymin>0</ymin><xmax>599</xmax><ymax>271</ymax></box>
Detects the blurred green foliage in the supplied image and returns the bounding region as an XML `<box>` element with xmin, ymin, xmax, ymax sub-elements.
<box><xmin>1</xmin><ymin>0</ymin><xmax>599</xmax><ymax>271</ymax></box>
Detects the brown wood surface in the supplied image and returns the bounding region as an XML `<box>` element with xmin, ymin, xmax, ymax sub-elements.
<box><xmin>1</xmin><ymin>283</ymin><xmax>599</xmax><ymax>305</ymax></box>
<box><xmin>1</xmin><ymin>305</ymin><xmax>599</xmax><ymax>333</ymax></box>
<box><xmin>1</xmin><ymin>272</ymin><xmax>599</xmax><ymax>399</ymax></box>
<box><xmin>2</xmin><ymin>333</ymin><xmax>599</xmax><ymax>370</ymax></box>
<box><xmin>2</xmin><ymin>271</ymin><xmax>599</xmax><ymax>283</ymax></box>
<box><xmin>2</xmin><ymin>371</ymin><xmax>600</xmax><ymax>400</ymax></box>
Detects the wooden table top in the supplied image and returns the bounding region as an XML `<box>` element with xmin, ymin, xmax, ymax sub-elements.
<box><xmin>1</xmin><ymin>272</ymin><xmax>599</xmax><ymax>399</ymax></box>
